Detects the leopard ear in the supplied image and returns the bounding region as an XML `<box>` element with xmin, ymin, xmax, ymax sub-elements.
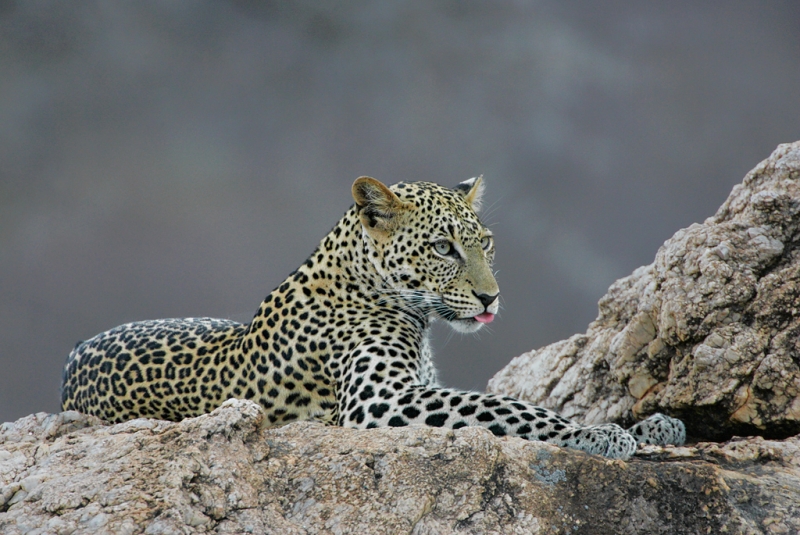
<box><xmin>352</xmin><ymin>177</ymin><xmax>408</xmax><ymax>232</ymax></box>
<box><xmin>454</xmin><ymin>175</ymin><xmax>485</xmax><ymax>212</ymax></box>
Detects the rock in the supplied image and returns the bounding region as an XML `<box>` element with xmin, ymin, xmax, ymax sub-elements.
<box><xmin>3</xmin><ymin>143</ymin><xmax>800</xmax><ymax>533</ymax></box>
<box><xmin>0</xmin><ymin>399</ymin><xmax>798</xmax><ymax>534</ymax></box>
<box><xmin>489</xmin><ymin>141</ymin><xmax>800</xmax><ymax>441</ymax></box>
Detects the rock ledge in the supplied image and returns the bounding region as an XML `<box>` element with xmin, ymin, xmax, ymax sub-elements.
<box><xmin>4</xmin><ymin>143</ymin><xmax>800</xmax><ymax>534</ymax></box>
<box><xmin>1</xmin><ymin>399</ymin><xmax>799</xmax><ymax>535</ymax></box>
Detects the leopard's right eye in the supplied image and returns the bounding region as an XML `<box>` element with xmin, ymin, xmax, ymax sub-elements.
<box><xmin>433</xmin><ymin>240</ymin><xmax>453</xmax><ymax>256</ymax></box>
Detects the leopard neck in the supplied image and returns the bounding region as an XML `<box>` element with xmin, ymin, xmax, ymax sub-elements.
<box><xmin>244</xmin><ymin>205</ymin><xmax>428</xmax><ymax>336</ymax></box>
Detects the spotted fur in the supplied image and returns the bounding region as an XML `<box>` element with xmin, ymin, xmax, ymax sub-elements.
<box><xmin>61</xmin><ymin>177</ymin><xmax>685</xmax><ymax>459</ymax></box>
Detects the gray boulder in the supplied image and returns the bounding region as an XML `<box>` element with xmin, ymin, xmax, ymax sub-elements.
<box><xmin>1</xmin><ymin>400</ymin><xmax>799</xmax><ymax>534</ymax></box>
<box><xmin>3</xmin><ymin>142</ymin><xmax>800</xmax><ymax>534</ymax></box>
<box><xmin>489</xmin><ymin>141</ymin><xmax>800</xmax><ymax>441</ymax></box>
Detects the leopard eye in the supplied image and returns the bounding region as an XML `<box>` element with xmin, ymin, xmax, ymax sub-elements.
<box><xmin>433</xmin><ymin>240</ymin><xmax>453</xmax><ymax>256</ymax></box>
<box><xmin>481</xmin><ymin>236</ymin><xmax>493</xmax><ymax>250</ymax></box>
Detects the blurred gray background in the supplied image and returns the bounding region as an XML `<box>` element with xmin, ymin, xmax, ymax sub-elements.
<box><xmin>1</xmin><ymin>1</ymin><xmax>799</xmax><ymax>424</ymax></box>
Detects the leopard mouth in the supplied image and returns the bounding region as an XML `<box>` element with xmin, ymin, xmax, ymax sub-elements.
<box><xmin>446</xmin><ymin>312</ymin><xmax>495</xmax><ymax>333</ymax></box>
<box><xmin>473</xmin><ymin>312</ymin><xmax>495</xmax><ymax>324</ymax></box>
<box><xmin>435</xmin><ymin>297</ymin><xmax>495</xmax><ymax>331</ymax></box>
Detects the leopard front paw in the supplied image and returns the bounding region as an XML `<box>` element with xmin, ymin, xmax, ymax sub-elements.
<box><xmin>627</xmin><ymin>413</ymin><xmax>686</xmax><ymax>446</ymax></box>
<box><xmin>560</xmin><ymin>423</ymin><xmax>637</xmax><ymax>460</ymax></box>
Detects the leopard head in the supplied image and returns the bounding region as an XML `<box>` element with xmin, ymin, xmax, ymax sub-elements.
<box><xmin>352</xmin><ymin>176</ymin><xmax>499</xmax><ymax>333</ymax></box>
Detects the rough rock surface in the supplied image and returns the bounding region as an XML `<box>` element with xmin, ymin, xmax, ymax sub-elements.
<box><xmin>4</xmin><ymin>143</ymin><xmax>800</xmax><ymax>534</ymax></box>
<box><xmin>489</xmin><ymin>141</ymin><xmax>800</xmax><ymax>441</ymax></box>
<box><xmin>0</xmin><ymin>399</ymin><xmax>798</xmax><ymax>535</ymax></box>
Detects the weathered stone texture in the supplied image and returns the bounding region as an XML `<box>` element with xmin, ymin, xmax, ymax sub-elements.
<box><xmin>489</xmin><ymin>141</ymin><xmax>800</xmax><ymax>441</ymax></box>
<box><xmin>3</xmin><ymin>143</ymin><xmax>800</xmax><ymax>534</ymax></box>
<box><xmin>1</xmin><ymin>400</ymin><xmax>799</xmax><ymax>535</ymax></box>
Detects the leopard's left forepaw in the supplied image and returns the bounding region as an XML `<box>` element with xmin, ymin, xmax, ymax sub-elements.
<box><xmin>627</xmin><ymin>413</ymin><xmax>686</xmax><ymax>446</ymax></box>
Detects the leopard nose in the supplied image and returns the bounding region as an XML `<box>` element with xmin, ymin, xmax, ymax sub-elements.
<box><xmin>473</xmin><ymin>291</ymin><xmax>499</xmax><ymax>308</ymax></box>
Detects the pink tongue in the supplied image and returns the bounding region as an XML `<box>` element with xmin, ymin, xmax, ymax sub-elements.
<box><xmin>474</xmin><ymin>312</ymin><xmax>495</xmax><ymax>324</ymax></box>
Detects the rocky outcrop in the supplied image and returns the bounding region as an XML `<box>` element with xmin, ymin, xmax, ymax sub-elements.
<box><xmin>3</xmin><ymin>143</ymin><xmax>800</xmax><ymax>534</ymax></box>
<box><xmin>489</xmin><ymin>141</ymin><xmax>800</xmax><ymax>441</ymax></box>
<box><xmin>1</xmin><ymin>399</ymin><xmax>799</xmax><ymax>535</ymax></box>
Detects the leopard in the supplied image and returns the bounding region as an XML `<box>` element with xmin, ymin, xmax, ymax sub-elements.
<box><xmin>61</xmin><ymin>176</ymin><xmax>685</xmax><ymax>459</ymax></box>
